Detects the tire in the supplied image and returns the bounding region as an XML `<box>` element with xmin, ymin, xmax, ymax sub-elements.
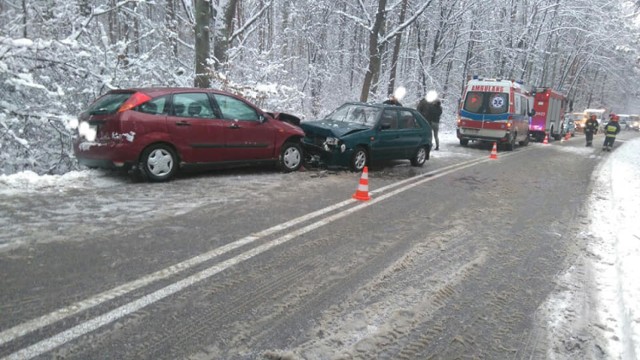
<box><xmin>552</xmin><ymin>127</ymin><xmax>561</xmax><ymax>140</ymax></box>
<box><xmin>504</xmin><ymin>133</ymin><xmax>516</xmax><ymax>151</ymax></box>
<box><xmin>278</xmin><ymin>141</ymin><xmax>303</xmax><ymax>172</ymax></box>
<box><xmin>459</xmin><ymin>138</ymin><xmax>469</xmax><ymax>146</ymax></box>
<box><xmin>141</xmin><ymin>144</ymin><xmax>178</xmax><ymax>182</ymax></box>
<box><xmin>410</xmin><ymin>146</ymin><xmax>428</xmax><ymax>167</ymax></box>
<box><xmin>519</xmin><ymin>132</ymin><xmax>530</xmax><ymax>146</ymax></box>
<box><xmin>350</xmin><ymin>146</ymin><xmax>368</xmax><ymax>172</ymax></box>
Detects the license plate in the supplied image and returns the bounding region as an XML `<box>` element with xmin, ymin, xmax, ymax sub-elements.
<box><xmin>464</xmin><ymin>128</ymin><xmax>479</xmax><ymax>134</ymax></box>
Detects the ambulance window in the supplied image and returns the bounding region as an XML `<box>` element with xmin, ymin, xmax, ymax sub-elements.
<box><xmin>488</xmin><ymin>93</ymin><xmax>508</xmax><ymax>114</ymax></box>
<box><xmin>463</xmin><ymin>92</ymin><xmax>483</xmax><ymax>113</ymax></box>
<box><xmin>517</xmin><ymin>95</ymin><xmax>526</xmax><ymax>115</ymax></box>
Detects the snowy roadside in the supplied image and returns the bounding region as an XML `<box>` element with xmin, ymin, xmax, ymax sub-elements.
<box><xmin>542</xmin><ymin>137</ymin><xmax>640</xmax><ymax>360</ymax></box>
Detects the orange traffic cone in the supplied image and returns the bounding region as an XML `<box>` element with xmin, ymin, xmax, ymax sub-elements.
<box><xmin>352</xmin><ymin>166</ymin><xmax>371</xmax><ymax>201</ymax></box>
<box><xmin>543</xmin><ymin>134</ymin><xmax>549</xmax><ymax>144</ymax></box>
<box><xmin>489</xmin><ymin>142</ymin><xmax>498</xmax><ymax>159</ymax></box>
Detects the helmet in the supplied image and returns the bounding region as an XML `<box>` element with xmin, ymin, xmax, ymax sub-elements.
<box><xmin>612</xmin><ymin>115</ymin><xmax>619</xmax><ymax>121</ymax></box>
<box><xmin>609</xmin><ymin>113</ymin><xmax>616</xmax><ymax>118</ymax></box>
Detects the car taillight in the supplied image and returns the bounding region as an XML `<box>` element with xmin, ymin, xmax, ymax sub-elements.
<box><xmin>118</xmin><ymin>92</ymin><xmax>152</xmax><ymax>113</ymax></box>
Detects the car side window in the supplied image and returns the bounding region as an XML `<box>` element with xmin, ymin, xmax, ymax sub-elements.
<box><xmin>172</xmin><ymin>93</ymin><xmax>215</xmax><ymax>118</ymax></box>
<box><xmin>137</xmin><ymin>96</ymin><xmax>169</xmax><ymax>115</ymax></box>
<box><xmin>212</xmin><ymin>94</ymin><xmax>259</xmax><ymax>121</ymax></box>
<box><xmin>380</xmin><ymin>110</ymin><xmax>399</xmax><ymax>130</ymax></box>
<box><xmin>398</xmin><ymin>110</ymin><xmax>417</xmax><ymax>129</ymax></box>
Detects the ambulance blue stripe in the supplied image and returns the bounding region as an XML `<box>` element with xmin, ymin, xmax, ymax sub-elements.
<box><xmin>459</xmin><ymin>110</ymin><xmax>509</xmax><ymax>122</ymax></box>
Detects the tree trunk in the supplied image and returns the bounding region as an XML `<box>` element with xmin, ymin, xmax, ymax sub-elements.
<box><xmin>108</xmin><ymin>0</ymin><xmax>118</xmax><ymax>45</ymax></box>
<box><xmin>194</xmin><ymin>0</ymin><xmax>212</xmax><ymax>88</ymax></box>
<box><xmin>387</xmin><ymin>0</ymin><xmax>408</xmax><ymax>95</ymax></box>
<box><xmin>360</xmin><ymin>0</ymin><xmax>387</xmax><ymax>102</ymax></box>
<box><xmin>22</xmin><ymin>0</ymin><xmax>27</xmax><ymax>37</ymax></box>
<box><xmin>213</xmin><ymin>0</ymin><xmax>239</xmax><ymax>71</ymax></box>
<box><xmin>166</xmin><ymin>0</ymin><xmax>178</xmax><ymax>57</ymax></box>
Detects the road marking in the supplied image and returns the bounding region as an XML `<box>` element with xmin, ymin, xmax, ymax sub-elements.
<box><xmin>3</xmin><ymin>151</ymin><xmax>522</xmax><ymax>358</ymax></box>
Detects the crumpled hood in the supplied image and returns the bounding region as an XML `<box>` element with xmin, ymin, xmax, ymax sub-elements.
<box><xmin>300</xmin><ymin>119</ymin><xmax>369</xmax><ymax>138</ymax></box>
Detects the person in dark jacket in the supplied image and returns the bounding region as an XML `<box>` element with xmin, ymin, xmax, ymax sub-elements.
<box><xmin>584</xmin><ymin>114</ymin><xmax>599</xmax><ymax>147</ymax></box>
<box><xmin>383</xmin><ymin>86</ymin><xmax>406</xmax><ymax>106</ymax></box>
<box><xmin>602</xmin><ymin>114</ymin><xmax>621</xmax><ymax>151</ymax></box>
<box><xmin>383</xmin><ymin>95</ymin><xmax>402</xmax><ymax>106</ymax></box>
<box><xmin>417</xmin><ymin>90</ymin><xmax>443</xmax><ymax>150</ymax></box>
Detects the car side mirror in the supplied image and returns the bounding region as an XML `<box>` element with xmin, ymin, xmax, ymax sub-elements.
<box><xmin>529</xmin><ymin>109</ymin><xmax>536</xmax><ymax>117</ymax></box>
<box><xmin>258</xmin><ymin>114</ymin><xmax>266</xmax><ymax>123</ymax></box>
<box><xmin>380</xmin><ymin>122</ymin><xmax>391</xmax><ymax>130</ymax></box>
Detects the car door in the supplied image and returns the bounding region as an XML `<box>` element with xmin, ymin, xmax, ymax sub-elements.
<box><xmin>166</xmin><ymin>92</ymin><xmax>227</xmax><ymax>164</ymax></box>
<box><xmin>397</xmin><ymin>110</ymin><xmax>425</xmax><ymax>157</ymax></box>
<box><xmin>371</xmin><ymin>109</ymin><xmax>404</xmax><ymax>160</ymax></box>
<box><xmin>211</xmin><ymin>93</ymin><xmax>276</xmax><ymax>161</ymax></box>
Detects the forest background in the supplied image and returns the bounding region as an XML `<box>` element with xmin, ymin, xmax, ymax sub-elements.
<box><xmin>1</xmin><ymin>0</ymin><xmax>640</xmax><ymax>176</ymax></box>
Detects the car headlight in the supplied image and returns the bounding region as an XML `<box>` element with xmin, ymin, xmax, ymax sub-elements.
<box><xmin>325</xmin><ymin>137</ymin><xmax>340</xmax><ymax>146</ymax></box>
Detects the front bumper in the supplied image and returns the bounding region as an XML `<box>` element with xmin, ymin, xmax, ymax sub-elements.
<box><xmin>301</xmin><ymin>141</ymin><xmax>353</xmax><ymax>168</ymax></box>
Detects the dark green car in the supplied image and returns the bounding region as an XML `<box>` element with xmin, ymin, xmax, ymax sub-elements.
<box><xmin>300</xmin><ymin>102</ymin><xmax>433</xmax><ymax>171</ymax></box>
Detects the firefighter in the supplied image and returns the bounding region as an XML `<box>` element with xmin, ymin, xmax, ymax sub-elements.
<box><xmin>602</xmin><ymin>114</ymin><xmax>621</xmax><ymax>151</ymax></box>
<box><xmin>584</xmin><ymin>114</ymin><xmax>599</xmax><ymax>147</ymax></box>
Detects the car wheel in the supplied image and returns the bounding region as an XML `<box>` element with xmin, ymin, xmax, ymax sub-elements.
<box><xmin>279</xmin><ymin>141</ymin><xmax>302</xmax><ymax>172</ymax></box>
<box><xmin>519</xmin><ymin>132</ymin><xmax>530</xmax><ymax>146</ymax></box>
<box><xmin>141</xmin><ymin>144</ymin><xmax>178</xmax><ymax>182</ymax></box>
<box><xmin>504</xmin><ymin>134</ymin><xmax>516</xmax><ymax>151</ymax></box>
<box><xmin>350</xmin><ymin>146</ymin><xmax>368</xmax><ymax>172</ymax></box>
<box><xmin>410</xmin><ymin>146</ymin><xmax>428</xmax><ymax>167</ymax></box>
<box><xmin>460</xmin><ymin>139</ymin><xmax>469</xmax><ymax>146</ymax></box>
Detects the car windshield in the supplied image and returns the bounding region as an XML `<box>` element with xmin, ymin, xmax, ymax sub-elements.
<box><xmin>324</xmin><ymin>104</ymin><xmax>381</xmax><ymax>127</ymax></box>
<box><xmin>86</xmin><ymin>92</ymin><xmax>134</xmax><ymax>115</ymax></box>
<box><xmin>463</xmin><ymin>91</ymin><xmax>508</xmax><ymax>115</ymax></box>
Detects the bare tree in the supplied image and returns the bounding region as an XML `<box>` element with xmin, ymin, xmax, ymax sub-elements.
<box><xmin>387</xmin><ymin>0</ymin><xmax>408</xmax><ymax>95</ymax></box>
<box><xmin>194</xmin><ymin>0</ymin><xmax>212</xmax><ymax>88</ymax></box>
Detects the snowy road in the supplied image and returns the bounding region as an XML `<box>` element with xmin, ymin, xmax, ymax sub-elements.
<box><xmin>1</xmin><ymin>130</ymin><xmax>639</xmax><ymax>359</ymax></box>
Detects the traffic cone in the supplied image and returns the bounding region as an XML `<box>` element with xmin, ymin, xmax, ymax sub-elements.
<box><xmin>543</xmin><ymin>134</ymin><xmax>549</xmax><ymax>144</ymax></box>
<box><xmin>489</xmin><ymin>142</ymin><xmax>498</xmax><ymax>159</ymax></box>
<box><xmin>564</xmin><ymin>132</ymin><xmax>571</xmax><ymax>141</ymax></box>
<box><xmin>352</xmin><ymin>166</ymin><xmax>371</xmax><ymax>201</ymax></box>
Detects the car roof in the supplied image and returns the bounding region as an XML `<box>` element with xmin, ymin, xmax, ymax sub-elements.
<box><xmin>341</xmin><ymin>101</ymin><xmax>417</xmax><ymax>111</ymax></box>
<box><xmin>109</xmin><ymin>87</ymin><xmax>238</xmax><ymax>98</ymax></box>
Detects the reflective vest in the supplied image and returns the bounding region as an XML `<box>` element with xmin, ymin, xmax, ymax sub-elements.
<box><xmin>605</xmin><ymin>122</ymin><xmax>620</xmax><ymax>137</ymax></box>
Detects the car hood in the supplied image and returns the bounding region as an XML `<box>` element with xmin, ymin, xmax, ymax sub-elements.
<box><xmin>300</xmin><ymin>120</ymin><xmax>370</xmax><ymax>138</ymax></box>
<box><xmin>266</xmin><ymin>111</ymin><xmax>301</xmax><ymax>126</ymax></box>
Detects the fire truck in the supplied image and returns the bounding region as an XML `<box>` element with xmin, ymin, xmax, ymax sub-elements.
<box><xmin>457</xmin><ymin>77</ymin><xmax>534</xmax><ymax>150</ymax></box>
<box><xmin>529</xmin><ymin>88</ymin><xmax>567</xmax><ymax>142</ymax></box>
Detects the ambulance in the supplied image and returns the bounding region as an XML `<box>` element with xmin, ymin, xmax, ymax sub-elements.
<box><xmin>529</xmin><ymin>88</ymin><xmax>567</xmax><ymax>142</ymax></box>
<box><xmin>457</xmin><ymin>77</ymin><xmax>534</xmax><ymax>150</ymax></box>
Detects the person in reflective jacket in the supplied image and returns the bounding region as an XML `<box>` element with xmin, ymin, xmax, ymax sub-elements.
<box><xmin>584</xmin><ymin>114</ymin><xmax>599</xmax><ymax>147</ymax></box>
<box><xmin>602</xmin><ymin>114</ymin><xmax>621</xmax><ymax>151</ymax></box>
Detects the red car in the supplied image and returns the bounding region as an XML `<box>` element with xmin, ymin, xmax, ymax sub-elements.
<box><xmin>73</xmin><ymin>88</ymin><xmax>305</xmax><ymax>182</ymax></box>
